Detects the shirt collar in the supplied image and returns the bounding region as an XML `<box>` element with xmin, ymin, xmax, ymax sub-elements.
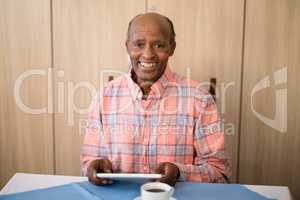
<box><xmin>126</xmin><ymin>64</ymin><xmax>175</xmax><ymax>100</ymax></box>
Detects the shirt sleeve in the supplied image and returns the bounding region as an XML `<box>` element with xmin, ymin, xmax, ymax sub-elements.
<box><xmin>80</xmin><ymin>92</ymin><xmax>108</xmax><ymax>176</ymax></box>
<box><xmin>175</xmin><ymin>93</ymin><xmax>231</xmax><ymax>183</ymax></box>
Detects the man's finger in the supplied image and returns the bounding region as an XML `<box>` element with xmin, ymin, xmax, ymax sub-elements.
<box><xmin>87</xmin><ymin>159</ymin><xmax>113</xmax><ymax>185</ymax></box>
<box><xmin>91</xmin><ymin>177</ymin><xmax>111</xmax><ymax>185</ymax></box>
<box><xmin>100</xmin><ymin>159</ymin><xmax>113</xmax><ymax>173</ymax></box>
<box><xmin>89</xmin><ymin>171</ymin><xmax>112</xmax><ymax>185</ymax></box>
<box><xmin>157</xmin><ymin>176</ymin><xmax>176</xmax><ymax>186</ymax></box>
<box><xmin>154</xmin><ymin>163</ymin><xmax>165</xmax><ymax>174</ymax></box>
<box><xmin>164</xmin><ymin>163</ymin><xmax>179</xmax><ymax>179</ymax></box>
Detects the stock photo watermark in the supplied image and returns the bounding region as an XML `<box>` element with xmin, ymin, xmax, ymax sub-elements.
<box><xmin>250</xmin><ymin>67</ymin><xmax>287</xmax><ymax>133</ymax></box>
<box><xmin>12</xmin><ymin>67</ymin><xmax>287</xmax><ymax>134</ymax></box>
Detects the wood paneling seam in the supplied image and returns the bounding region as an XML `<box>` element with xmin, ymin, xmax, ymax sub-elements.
<box><xmin>236</xmin><ymin>0</ymin><xmax>248</xmax><ymax>183</ymax></box>
<box><xmin>50</xmin><ymin>0</ymin><xmax>56</xmax><ymax>175</ymax></box>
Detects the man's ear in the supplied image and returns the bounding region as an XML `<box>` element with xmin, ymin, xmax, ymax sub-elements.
<box><xmin>169</xmin><ymin>41</ymin><xmax>176</xmax><ymax>56</ymax></box>
<box><xmin>125</xmin><ymin>40</ymin><xmax>129</xmax><ymax>52</ymax></box>
<box><xmin>125</xmin><ymin>40</ymin><xmax>132</xmax><ymax>65</ymax></box>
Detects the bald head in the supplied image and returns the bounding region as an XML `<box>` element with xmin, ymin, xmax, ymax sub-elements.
<box><xmin>127</xmin><ymin>12</ymin><xmax>176</xmax><ymax>45</ymax></box>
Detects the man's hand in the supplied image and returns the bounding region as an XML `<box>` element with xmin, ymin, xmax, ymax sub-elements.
<box><xmin>87</xmin><ymin>159</ymin><xmax>113</xmax><ymax>185</ymax></box>
<box><xmin>154</xmin><ymin>162</ymin><xmax>180</xmax><ymax>186</ymax></box>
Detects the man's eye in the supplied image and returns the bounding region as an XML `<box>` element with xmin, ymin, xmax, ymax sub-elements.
<box><xmin>134</xmin><ymin>43</ymin><xmax>144</xmax><ymax>48</ymax></box>
<box><xmin>154</xmin><ymin>43</ymin><xmax>165</xmax><ymax>48</ymax></box>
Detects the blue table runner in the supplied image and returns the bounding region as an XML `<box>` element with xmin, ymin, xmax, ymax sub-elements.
<box><xmin>0</xmin><ymin>181</ymin><xmax>276</xmax><ymax>200</ymax></box>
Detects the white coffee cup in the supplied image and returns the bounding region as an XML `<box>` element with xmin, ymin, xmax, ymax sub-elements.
<box><xmin>141</xmin><ymin>182</ymin><xmax>174</xmax><ymax>200</ymax></box>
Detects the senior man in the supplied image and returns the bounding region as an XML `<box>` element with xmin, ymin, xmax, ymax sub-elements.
<box><xmin>81</xmin><ymin>12</ymin><xmax>230</xmax><ymax>186</ymax></box>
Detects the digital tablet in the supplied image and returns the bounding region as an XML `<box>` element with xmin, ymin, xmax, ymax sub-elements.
<box><xmin>96</xmin><ymin>173</ymin><xmax>162</xmax><ymax>181</ymax></box>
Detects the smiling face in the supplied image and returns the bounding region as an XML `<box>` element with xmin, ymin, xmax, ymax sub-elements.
<box><xmin>126</xmin><ymin>13</ymin><xmax>176</xmax><ymax>87</ymax></box>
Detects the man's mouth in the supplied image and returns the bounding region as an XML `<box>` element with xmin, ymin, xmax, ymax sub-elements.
<box><xmin>138</xmin><ymin>61</ymin><xmax>158</xmax><ymax>70</ymax></box>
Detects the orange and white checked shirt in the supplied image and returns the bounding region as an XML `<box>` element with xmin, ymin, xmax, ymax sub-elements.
<box><xmin>81</xmin><ymin>66</ymin><xmax>230</xmax><ymax>182</ymax></box>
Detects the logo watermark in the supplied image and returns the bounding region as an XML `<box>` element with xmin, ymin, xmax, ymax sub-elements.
<box><xmin>250</xmin><ymin>67</ymin><xmax>287</xmax><ymax>133</ymax></box>
<box><xmin>12</xmin><ymin>67</ymin><xmax>287</xmax><ymax>135</ymax></box>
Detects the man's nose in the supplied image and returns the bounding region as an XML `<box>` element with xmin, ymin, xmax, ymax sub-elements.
<box><xmin>142</xmin><ymin>45</ymin><xmax>155</xmax><ymax>59</ymax></box>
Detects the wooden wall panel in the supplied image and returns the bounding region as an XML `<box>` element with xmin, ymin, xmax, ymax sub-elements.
<box><xmin>147</xmin><ymin>0</ymin><xmax>245</xmax><ymax>181</ymax></box>
<box><xmin>0</xmin><ymin>0</ymin><xmax>54</xmax><ymax>188</ymax></box>
<box><xmin>53</xmin><ymin>0</ymin><xmax>145</xmax><ymax>175</ymax></box>
<box><xmin>239</xmin><ymin>0</ymin><xmax>300</xmax><ymax>198</ymax></box>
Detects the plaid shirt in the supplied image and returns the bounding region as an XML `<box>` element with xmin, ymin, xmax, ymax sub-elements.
<box><xmin>81</xmin><ymin>66</ymin><xmax>230</xmax><ymax>182</ymax></box>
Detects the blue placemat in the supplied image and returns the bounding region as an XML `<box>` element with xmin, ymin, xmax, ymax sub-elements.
<box><xmin>0</xmin><ymin>181</ymin><xmax>276</xmax><ymax>200</ymax></box>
